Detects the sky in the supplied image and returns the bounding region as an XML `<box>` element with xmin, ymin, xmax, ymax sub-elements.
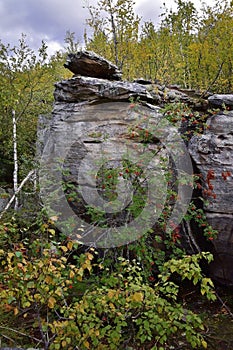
<box><xmin>0</xmin><ymin>0</ymin><xmax>214</xmax><ymax>57</ymax></box>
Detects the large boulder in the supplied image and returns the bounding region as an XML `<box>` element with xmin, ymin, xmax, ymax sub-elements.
<box><xmin>208</xmin><ymin>94</ymin><xmax>233</xmax><ymax>109</ymax></box>
<box><xmin>189</xmin><ymin>111</ymin><xmax>233</xmax><ymax>285</ymax></box>
<box><xmin>64</xmin><ymin>51</ymin><xmax>122</xmax><ymax>81</ymax></box>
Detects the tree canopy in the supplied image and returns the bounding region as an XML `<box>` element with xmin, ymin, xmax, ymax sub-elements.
<box><xmin>85</xmin><ymin>0</ymin><xmax>233</xmax><ymax>90</ymax></box>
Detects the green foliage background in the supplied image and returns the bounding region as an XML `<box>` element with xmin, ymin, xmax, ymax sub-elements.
<box><xmin>85</xmin><ymin>0</ymin><xmax>233</xmax><ymax>91</ymax></box>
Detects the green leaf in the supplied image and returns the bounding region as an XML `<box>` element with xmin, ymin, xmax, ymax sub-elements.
<box><xmin>15</xmin><ymin>251</ymin><xmax>22</xmax><ymax>258</ymax></box>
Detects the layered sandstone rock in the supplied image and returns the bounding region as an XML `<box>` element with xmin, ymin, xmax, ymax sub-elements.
<box><xmin>189</xmin><ymin>111</ymin><xmax>233</xmax><ymax>285</ymax></box>
<box><xmin>40</xmin><ymin>51</ymin><xmax>233</xmax><ymax>283</ymax></box>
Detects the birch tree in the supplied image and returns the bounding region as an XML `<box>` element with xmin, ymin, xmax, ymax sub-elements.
<box><xmin>0</xmin><ymin>35</ymin><xmax>57</xmax><ymax>206</ymax></box>
<box><xmin>159</xmin><ymin>0</ymin><xmax>198</xmax><ymax>88</ymax></box>
<box><xmin>84</xmin><ymin>0</ymin><xmax>140</xmax><ymax>77</ymax></box>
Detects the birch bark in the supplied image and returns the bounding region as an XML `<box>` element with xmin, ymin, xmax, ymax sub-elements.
<box><xmin>12</xmin><ymin>109</ymin><xmax>18</xmax><ymax>210</ymax></box>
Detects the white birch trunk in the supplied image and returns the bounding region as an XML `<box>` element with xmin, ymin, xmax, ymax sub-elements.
<box><xmin>12</xmin><ymin>109</ymin><xmax>19</xmax><ymax>210</ymax></box>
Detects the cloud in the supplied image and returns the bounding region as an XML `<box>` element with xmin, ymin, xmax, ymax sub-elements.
<box><xmin>0</xmin><ymin>0</ymin><xmax>215</xmax><ymax>56</ymax></box>
<box><xmin>135</xmin><ymin>0</ymin><xmax>162</xmax><ymax>25</ymax></box>
<box><xmin>0</xmin><ymin>0</ymin><xmax>89</xmax><ymax>52</ymax></box>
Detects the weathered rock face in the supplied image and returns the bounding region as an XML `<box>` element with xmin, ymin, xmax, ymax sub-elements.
<box><xmin>42</xmin><ymin>89</ymin><xmax>167</xmax><ymax>247</ymax></box>
<box><xmin>53</xmin><ymin>76</ymin><xmax>206</xmax><ymax>110</ymax></box>
<box><xmin>41</xmin><ymin>51</ymin><xmax>233</xmax><ymax>282</ymax></box>
<box><xmin>208</xmin><ymin>94</ymin><xmax>233</xmax><ymax>109</ymax></box>
<box><xmin>189</xmin><ymin>111</ymin><xmax>233</xmax><ymax>285</ymax></box>
<box><xmin>54</xmin><ymin>76</ymin><xmax>154</xmax><ymax>104</ymax></box>
<box><xmin>64</xmin><ymin>51</ymin><xmax>122</xmax><ymax>80</ymax></box>
<box><xmin>42</xmin><ymin>53</ymin><xmax>195</xmax><ymax>248</ymax></box>
<box><xmin>62</xmin><ymin>51</ymin><xmax>207</xmax><ymax>108</ymax></box>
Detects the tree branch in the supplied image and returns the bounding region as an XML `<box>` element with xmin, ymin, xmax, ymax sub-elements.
<box><xmin>0</xmin><ymin>169</ymin><xmax>35</xmax><ymax>219</ymax></box>
<box><xmin>200</xmin><ymin>61</ymin><xmax>225</xmax><ymax>98</ymax></box>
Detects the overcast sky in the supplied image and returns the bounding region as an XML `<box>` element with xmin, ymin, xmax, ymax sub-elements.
<box><xmin>0</xmin><ymin>0</ymin><xmax>214</xmax><ymax>56</ymax></box>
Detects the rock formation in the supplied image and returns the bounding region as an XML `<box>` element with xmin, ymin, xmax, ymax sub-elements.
<box><xmin>208</xmin><ymin>94</ymin><xmax>233</xmax><ymax>109</ymax></box>
<box><xmin>189</xmin><ymin>110</ymin><xmax>233</xmax><ymax>285</ymax></box>
<box><xmin>64</xmin><ymin>51</ymin><xmax>122</xmax><ymax>80</ymax></box>
<box><xmin>42</xmin><ymin>76</ymin><xmax>166</xmax><ymax>247</ymax></box>
<box><xmin>40</xmin><ymin>50</ymin><xmax>233</xmax><ymax>283</ymax></box>
<box><xmin>54</xmin><ymin>76</ymin><xmax>154</xmax><ymax>104</ymax></box>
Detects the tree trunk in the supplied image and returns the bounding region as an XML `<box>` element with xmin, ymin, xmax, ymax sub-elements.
<box><xmin>108</xmin><ymin>0</ymin><xmax>119</xmax><ymax>67</ymax></box>
<box><xmin>12</xmin><ymin>109</ymin><xmax>18</xmax><ymax>210</ymax></box>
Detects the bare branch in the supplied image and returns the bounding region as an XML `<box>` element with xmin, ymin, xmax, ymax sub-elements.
<box><xmin>0</xmin><ymin>169</ymin><xmax>35</xmax><ymax>219</ymax></box>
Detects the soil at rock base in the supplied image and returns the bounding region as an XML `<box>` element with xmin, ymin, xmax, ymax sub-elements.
<box><xmin>179</xmin><ymin>284</ymin><xmax>233</xmax><ymax>350</ymax></box>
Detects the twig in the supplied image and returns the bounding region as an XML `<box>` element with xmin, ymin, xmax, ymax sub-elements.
<box><xmin>200</xmin><ymin>61</ymin><xmax>224</xmax><ymax>99</ymax></box>
<box><xmin>0</xmin><ymin>325</ymin><xmax>40</xmax><ymax>342</ymax></box>
<box><xmin>182</xmin><ymin>220</ymin><xmax>201</xmax><ymax>253</ymax></box>
<box><xmin>1</xmin><ymin>332</ymin><xmax>16</xmax><ymax>344</ymax></box>
<box><xmin>0</xmin><ymin>169</ymin><xmax>35</xmax><ymax>219</ymax></box>
<box><xmin>215</xmin><ymin>291</ymin><xmax>233</xmax><ymax>319</ymax></box>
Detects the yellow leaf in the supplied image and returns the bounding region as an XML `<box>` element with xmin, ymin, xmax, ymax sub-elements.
<box><xmin>83</xmin><ymin>261</ymin><xmax>92</xmax><ymax>272</ymax></box>
<box><xmin>70</xmin><ymin>270</ymin><xmax>75</xmax><ymax>279</ymax></box>
<box><xmin>78</xmin><ymin>267</ymin><xmax>84</xmax><ymax>277</ymax></box>
<box><xmin>48</xmin><ymin>229</ymin><xmax>56</xmax><ymax>236</ymax></box>
<box><xmin>83</xmin><ymin>340</ymin><xmax>90</xmax><ymax>349</ymax></box>
<box><xmin>60</xmin><ymin>246</ymin><xmax>68</xmax><ymax>252</ymax></box>
<box><xmin>34</xmin><ymin>293</ymin><xmax>41</xmax><ymax>301</ymax></box>
<box><xmin>86</xmin><ymin>252</ymin><xmax>94</xmax><ymax>260</ymax></box>
<box><xmin>48</xmin><ymin>296</ymin><xmax>56</xmax><ymax>309</ymax></box>
<box><xmin>201</xmin><ymin>340</ymin><xmax>208</xmax><ymax>349</ymax></box>
<box><xmin>22</xmin><ymin>301</ymin><xmax>31</xmax><ymax>308</ymax></box>
<box><xmin>132</xmin><ymin>292</ymin><xmax>144</xmax><ymax>302</ymax></box>
<box><xmin>7</xmin><ymin>252</ymin><xmax>14</xmax><ymax>260</ymax></box>
<box><xmin>55</xmin><ymin>288</ymin><xmax>62</xmax><ymax>297</ymax></box>
<box><xmin>67</xmin><ymin>241</ymin><xmax>73</xmax><ymax>250</ymax></box>
<box><xmin>109</xmin><ymin>302</ymin><xmax>115</xmax><ymax>309</ymax></box>
<box><xmin>108</xmin><ymin>290</ymin><xmax>115</xmax><ymax>299</ymax></box>
<box><xmin>14</xmin><ymin>307</ymin><xmax>19</xmax><ymax>316</ymax></box>
<box><xmin>61</xmin><ymin>340</ymin><xmax>67</xmax><ymax>347</ymax></box>
<box><xmin>45</xmin><ymin>275</ymin><xmax>53</xmax><ymax>284</ymax></box>
<box><xmin>38</xmin><ymin>261</ymin><xmax>44</xmax><ymax>268</ymax></box>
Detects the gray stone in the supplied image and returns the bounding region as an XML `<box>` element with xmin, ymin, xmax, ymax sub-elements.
<box><xmin>206</xmin><ymin>212</ymin><xmax>233</xmax><ymax>285</ymax></box>
<box><xmin>208</xmin><ymin>94</ymin><xmax>233</xmax><ymax>108</ymax></box>
<box><xmin>64</xmin><ymin>51</ymin><xmax>122</xmax><ymax>80</ymax></box>
<box><xmin>54</xmin><ymin>76</ymin><xmax>154</xmax><ymax>104</ymax></box>
<box><xmin>40</xmin><ymin>92</ymin><xmax>171</xmax><ymax>247</ymax></box>
<box><xmin>144</xmin><ymin>84</ymin><xmax>206</xmax><ymax>109</ymax></box>
<box><xmin>189</xmin><ymin>111</ymin><xmax>233</xmax><ymax>285</ymax></box>
<box><xmin>166</xmin><ymin>88</ymin><xmax>192</xmax><ymax>103</ymax></box>
<box><xmin>133</xmin><ymin>78</ymin><xmax>152</xmax><ymax>85</ymax></box>
<box><xmin>53</xmin><ymin>75</ymin><xmax>205</xmax><ymax>108</ymax></box>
